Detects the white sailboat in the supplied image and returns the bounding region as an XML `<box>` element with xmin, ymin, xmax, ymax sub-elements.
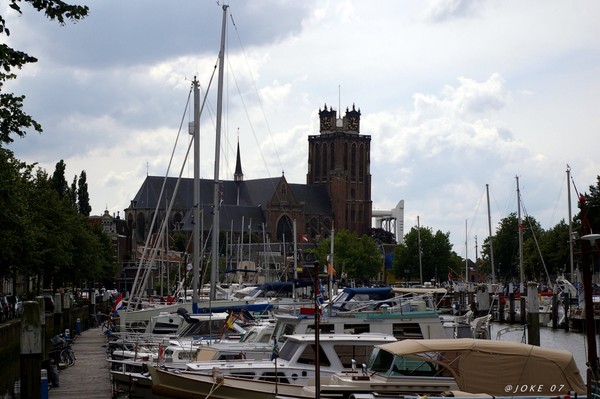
<box><xmin>118</xmin><ymin>4</ymin><xmax>272</xmax><ymax>333</ymax></box>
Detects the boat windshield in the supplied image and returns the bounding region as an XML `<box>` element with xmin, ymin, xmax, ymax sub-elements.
<box><xmin>368</xmin><ymin>348</ymin><xmax>441</xmax><ymax>377</ymax></box>
<box><xmin>178</xmin><ymin>319</ymin><xmax>225</xmax><ymax>338</ymax></box>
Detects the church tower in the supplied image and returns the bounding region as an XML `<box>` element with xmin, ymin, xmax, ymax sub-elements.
<box><xmin>307</xmin><ymin>103</ymin><xmax>372</xmax><ymax>236</ymax></box>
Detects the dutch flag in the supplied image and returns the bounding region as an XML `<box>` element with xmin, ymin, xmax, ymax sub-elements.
<box><xmin>112</xmin><ymin>293</ymin><xmax>123</xmax><ymax>317</ymax></box>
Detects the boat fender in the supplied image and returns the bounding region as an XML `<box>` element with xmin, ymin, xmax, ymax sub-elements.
<box><xmin>212</xmin><ymin>367</ymin><xmax>224</xmax><ymax>383</ymax></box>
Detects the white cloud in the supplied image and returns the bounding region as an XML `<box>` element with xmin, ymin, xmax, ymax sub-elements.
<box><xmin>5</xmin><ymin>0</ymin><xmax>600</xmax><ymax>254</ymax></box>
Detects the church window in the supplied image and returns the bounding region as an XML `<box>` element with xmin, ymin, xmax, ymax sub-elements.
<box><xmin>276</xmin><ymin>215</ymin><xmax>293</xmax><ymax>242</ymax></box>
<box><xmin>351</xmin><ymin>143</ymin><xmax>357</xmax><ymax>181</ymax></box>
<box><xmin>322</xmin><ymin>143</ymin><xmax>328</xmax><ymax>180</ymax></box>
<box><xmin>330</xmin><ymin>144</ymin><xmax>335</xmax><ymax>170</ymax></box>
<box><xmin>359</xmin><ymin>144</ymin><xmax>365</xmax><ymax>182</ymax></box>
<box><xmin>314</xmin><ymin>143</ymin><xmax>321</xmax><ymax>182</ymax></box>
<box><xmin>344</xmin><ymin>143</ymin><xmax>348</xmax><ymax>171</ymax></box>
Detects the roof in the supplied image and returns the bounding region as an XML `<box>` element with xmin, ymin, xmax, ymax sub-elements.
<box><xmin>131</xmin><ymin>176</ymin><xmax>332</xmax><ymax>232</ymax></box>
<box><xmin>376</xmin><ymin>338</ymin><xmax>586</xmax><ymax>396</ymax></box>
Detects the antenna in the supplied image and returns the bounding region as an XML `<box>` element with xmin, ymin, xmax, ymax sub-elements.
<box><xmin>338</xmin><ymin>85</ymin><xmax>341</xmax><ymax>113</ymax></box>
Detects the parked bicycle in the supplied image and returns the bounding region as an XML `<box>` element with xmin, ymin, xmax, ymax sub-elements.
<box><xmin>49</xmin><ymin>333</ymin><xmax>76</xmax><ymax>368</ymax></box>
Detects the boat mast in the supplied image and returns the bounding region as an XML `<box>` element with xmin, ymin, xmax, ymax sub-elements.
<box><xmin>465</xmin><ymin>219</ymin><xmax>468</xmax><ymax>282</ymax></box>
<box><xmin>486</xmin><ymin>184</ymin><xmax>495</xmax><ymax>284</ymax></box>
<box><xmin>417</xmin><ymin>216</ymin><xmax>423</xmax><ymax>285</ymax></box>
<box><xmin>210</xmin><ymin>4</ymin><xmax>228</xmax><ymax>301</ymax></box>
<box><xmin>192</xmin><ymin>77</ymin><xmax>200</xmax><ymax>311</ymax></box>
<box><xmin>567</xmin><ymin>165</ymin><xmax>574</xmax><ymax>279</ymax></box>
<box><xmin>516</xmin><ymin>176</ymin><xmax>524</xmax><ymax>292</ymax></box>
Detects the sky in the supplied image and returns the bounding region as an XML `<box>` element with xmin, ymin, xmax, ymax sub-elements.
<box><xmin>3</xmin><ymin>0</ymin><xmax>600</xmax><ymax>257</ymax></box>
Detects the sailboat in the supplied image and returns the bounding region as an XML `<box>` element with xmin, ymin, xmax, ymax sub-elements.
<box><xmin>118</xmin><ymin>4</ymin><xmax>272</xmax><ymax>333</ymax></box>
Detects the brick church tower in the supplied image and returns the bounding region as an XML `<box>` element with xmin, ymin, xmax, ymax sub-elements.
<box><xmin>307</xmin><ymin>104</ymin><xmax>372</xmax><ymax>236</ymax></box>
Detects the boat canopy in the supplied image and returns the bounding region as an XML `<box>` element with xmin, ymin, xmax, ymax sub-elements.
<box><xmin>374</xmin><ymin>338</ymin><xmax>586</xmax><ymax>396</ymax></box>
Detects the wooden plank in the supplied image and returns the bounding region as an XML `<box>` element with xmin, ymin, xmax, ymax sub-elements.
<box><xmin>48</xmin><ymin>327</ymin><xmax>113</xmax><ymax>398</ymax></box>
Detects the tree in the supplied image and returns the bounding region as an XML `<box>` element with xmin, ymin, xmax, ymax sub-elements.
<box><xmin>367</xmin><ymin>227</ymin><xmax>396</xmax><ymax>244</ymax></box>
<box><xmin>0</xmin><ymin>147</ymin><xmax>35</xmax><ymax>285</ymax></box>
<box><xmin>584</xmin><ymin>176</ymin><xmax>600</xmax><ymax>231</ymax></box>
<box><xmin>313</xmin><ymin>230</ymin><xmax>382</xmax><ymax>284</ymax></box>
<box><xmin>391</xmin><ymin>226</ymin><xmax>454</xmax><ymax>284</ymax></box>
<box><xmin>0</xmin><ymin>0</ymin><xmax>88</xmax><ymax>144</ymax></box>
<box><xmin>77</xmin><ymin>170</ymin><xmax>91</xmax><ymax>216</ymax></box>
<box><xmin>481</xmin><ymin>212</ymin><xmax>544</xmax><ymax>282</ymax></box>
<box><xmin>51</xmin><ymin>159</ymin><xmax>69</xmax><ymax>199</ymax></box>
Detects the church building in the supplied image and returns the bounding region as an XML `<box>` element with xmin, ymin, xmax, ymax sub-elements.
<box><xmin>125</xmin><ymin>104</ymin><xmax>372</xmax><ymax>251</ymax></box>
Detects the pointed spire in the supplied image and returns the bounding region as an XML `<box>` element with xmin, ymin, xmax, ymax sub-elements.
<box><xmin>234</xmin><ymin>137</ymin><xmax>243</xmax><ymax>182</ymax></box>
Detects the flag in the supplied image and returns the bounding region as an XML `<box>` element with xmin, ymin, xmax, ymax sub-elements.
<box><xmin>271</xmin><ymin>338</ymin><xmax>280</xmax><ymax>361</ymax></box>
<box><xmin>448</xmin><ymin>270</ymin><xmax>452</xmax><ymax>282</ymax></box>
<box><xmin>112</xmin><ymin>293</ymin><xmax>123</xmax><ymax>317</ymax></box>
<box><xmin>518</xmin><ymin>224</ymin><xmax>526</xmax><ymax>232</ymax></box>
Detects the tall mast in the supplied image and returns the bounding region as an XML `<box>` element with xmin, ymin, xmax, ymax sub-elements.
<box><xmin>465</xmin><ymin>219</ymin><xmax>468</xmax><ymax>282</ymax></box>
<box><xmin>516</xmin><ymin>176</ymin><xmax>524</xmax><ymax>292</ymax></box>
<box><xmin>210</xmin><ymin>4</ymin><xmax>228</xmax><ymax>301</ymax></box>
<box><xmin>486</xmin><ymin>184</ymin><xmax>495</xmax><ymax>284</ymax></box>
<box><xmin>567</xmin><ymin>165</ymin><xmax>574</xmax><ymax>279</ymax></box>
<box><xmin>192</xmin><ymin>77</ymin><xmax>200</xmax><ymax>311</ymax></box>
<box><xmin>417</xmin><ymin>216</ymin><xmax>423</xmax><ymax>285</ymax></box>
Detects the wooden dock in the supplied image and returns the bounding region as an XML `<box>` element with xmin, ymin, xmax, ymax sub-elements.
<box><xmin>48</xmin><ymin>326</ymin><xmax>113</xmax><ymax>398</ymax></box>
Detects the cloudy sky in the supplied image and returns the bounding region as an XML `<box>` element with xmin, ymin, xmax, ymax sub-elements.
<box><xmin>4</xmin><ymin>0</ymin><xmax>600</xmax><ymax>256</ymax></box>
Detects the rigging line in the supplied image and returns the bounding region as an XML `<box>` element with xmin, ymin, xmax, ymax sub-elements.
<box><xmin>229</xmin><ymin>9</ymin><xmax>284</xmax><ymax>176</ymax></box>
<box><xmin>129</xmin><ymin>85</ymin><xmax>193</xmax><ymax>306</ymax></box>
<box><xmin>225</xmin><ymin>56</ymin><xmax>272</xmax><ymax>177</ymax></box>
<box><xmin>546</xmin><ymin>170</ymin><xmax>567</xmax><ymax>228</ymax></box>
<box><xmin>132</xmin><ymin>67</ymin><xmax>218</xmax><ymax>304</ymax></box>
<box><xmin>519</xmin><ymin>198</ymin><xmax>551</xmax><ymax>285</ymax></box>
<box><xmin>467</xmin><ymin>186</ymin><xmax>486</xmax><ymax>240</ymax></box>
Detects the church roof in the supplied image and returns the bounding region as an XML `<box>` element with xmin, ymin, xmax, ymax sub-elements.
<box><xmin>131</xmin><ymin>175</ymin><xmax>332</xmax><ymax>233</ymax></box>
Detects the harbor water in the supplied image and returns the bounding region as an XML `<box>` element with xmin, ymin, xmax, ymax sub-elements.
<box><xmin>490</xmin><ymin>322</ymin><xmax>592</xmax><ymax>382</ymax></box>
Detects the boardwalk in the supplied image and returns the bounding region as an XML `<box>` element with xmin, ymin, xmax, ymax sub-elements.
<box><xmin>49</xmin><ymin>326</ymin><xmax>113</xmax><ymax>399</ymax></box>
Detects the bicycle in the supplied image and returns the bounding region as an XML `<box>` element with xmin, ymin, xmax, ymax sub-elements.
<box><xmin>49</xmin><ymin>334</ymin><xmax>76</xmax><ymax>368</ymax></box>
<box><xmin>101</xmin><ymin>314</ymin><xmax>116</xmax><ymax>333</ymax></box>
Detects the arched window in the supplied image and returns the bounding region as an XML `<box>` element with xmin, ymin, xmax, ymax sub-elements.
<box><xmin>322</xmin><ymin>143</ymin><xmax>328</xmax><ymax>180</ymax></box>
<box><xmin>359</xmin><ymin>144</ymin><xmax>365</xmax><ymax>182</ymax></box>
<box><xmin>314</xmin><ymin>143</ymin><xmax>321</xmax><ymax>182</ymax></box>
<box><xmin>344</xmin><ymin>143</ymin><xmax>348</xmax><ymax>171</ymax></box>
<box><xmin>330</xmin><ymin>143</ymin><xmax>335</xmax><ymax>170</ymax></box>
<box><xmin>276</xmin><ymin>215</ymin><xmax>293</xmax><ymax>242</ymax></box>
<box><xmin>351</xmin><ymin>143</ymin><xmax>357</xmax><ymax>180</ymax></box>
<box><xmin>136</xmin><ymin>213</ymin><xmax>146</xmax><ymax>240</ymax></box>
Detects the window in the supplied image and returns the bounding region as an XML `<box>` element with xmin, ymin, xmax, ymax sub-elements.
<box><xmin>334</xmin><ymin>344</ymin><xmax>373</xmax><ymax>368</ymax></box>
<box><xmin>297</xmin><ymin>344</ymin><xmax>331</xmax><ymax>367</ymax></box>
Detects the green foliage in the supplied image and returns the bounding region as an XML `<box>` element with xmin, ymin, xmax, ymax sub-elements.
<box><xmin>313</xmin><ymin>230</ymin><xmax>382</xmax><ymax>284</ymax></box>
<box><xmin>0</xmin><ymin>149</ymin><xmax>116</xmax><ymax>294</ymax></box>
<box><xmin>481</xmin><ymin>212</ymin><xmax>569</xmax><ymax>282</ymax></box>
<box><xmin>367</xmin><ymin>227</ymin><xmax>396</xmax><ymax>244</ymax></box>
<box><xmin>391</xmin><ymin>226</ymin><xmax>453</xmax><ymax>284</ymax></box>
<box><xmin>583</xmin><ymin>176</ymin><xmax>600</xmax><ymax>231</ymax></box>
<box><xmin>77</xmin><ymin>170</ymin><xmax>91</xmax><ymax>216</ymax></box>
<box><xmin>0</xmin><ymin>0</ymin><xmax>89</xmax><ymax>144</ymax></box>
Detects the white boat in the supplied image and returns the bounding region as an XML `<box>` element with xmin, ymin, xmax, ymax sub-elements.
<box><xmin>149</xmin><ymin>333</ymin><xmax>397</xmax><ymax>398</ymax></box>
<box><xmin>148</xmin><ymin>337</ymin><xmax>587</xmax><ymax>399</ymax></box>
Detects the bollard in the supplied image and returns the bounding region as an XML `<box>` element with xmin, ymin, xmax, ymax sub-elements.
<box><xmin>21</xmin><ymin>301</ymin><xmax>42</xmax><ymax>399</ymax></box>
<box><xmin>76</xmin><ymin>317</ymin><xmax>81</xmax><ymax>335</ymax></box>
<box><xmin>40</xmin><ymin>369</ymin><xmax>48</xmax><ymax>399</ymax></box>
